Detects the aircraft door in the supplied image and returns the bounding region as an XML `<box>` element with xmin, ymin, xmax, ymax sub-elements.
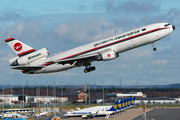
<box><xmin>155</xmin><ymin>26</ymin><xmax>160</xmax><ymax>41</ymax></box>
<box><xmin>126</xmin><ymin>35</ymin><xmax>135</xmax><ymax>49</ymax></box>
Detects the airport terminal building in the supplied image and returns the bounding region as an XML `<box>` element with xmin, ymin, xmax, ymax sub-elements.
<box><xmin>106</xmin><ymin>92</ymin><xmax>145</xmax><ymax>99</ymax></box>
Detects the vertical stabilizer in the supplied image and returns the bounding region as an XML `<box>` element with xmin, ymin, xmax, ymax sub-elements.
<box><xmin>5</xmin><ymin>38</ymin><xmax>36</xmax><ymax>57</ymax></box>
<box><xmin>130</xmin><ymin>97</ymin><xmax>136</xmax><ymax>107</ymax></box>
<box><xmin>107</xmin><ymin>101</ymin><xmax>118</xmax><ymax>111</ymax></box>
<box><xmin>117</xmin><ymin>100</ymin><xmax>122</xmax><ymax>111</ymax></box>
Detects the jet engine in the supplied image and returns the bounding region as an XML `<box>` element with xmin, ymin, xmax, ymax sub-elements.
<box><xmin>10</xmin><ymin>48</ymin><xmax>49</xmax><ymax>66</ymax></box>
<box><xmin>96</xmin><ymin>49</ymin><xmax>119</xmax><ymax>61</ymax></box>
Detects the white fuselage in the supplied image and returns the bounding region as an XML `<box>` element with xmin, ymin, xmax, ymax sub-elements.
<box><xmin>25</xmin><ymin>23</ymin><xmax>174</xmax><ymax>74</ymax></box>
<box><xmin>64</xmin><ymin>106</ymin><xmax>113</xmax><ymax>117</ymax></box>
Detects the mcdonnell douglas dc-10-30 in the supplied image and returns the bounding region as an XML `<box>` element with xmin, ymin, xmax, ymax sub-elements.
<box><xmin>5</xmin><ymin>23</ymin><xmax>175</xmax><ymax>74</ymax></box>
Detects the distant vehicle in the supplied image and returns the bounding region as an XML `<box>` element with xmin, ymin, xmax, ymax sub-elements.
<box><xmin>5</xmin><ymin>23</ymin><xmax>175</xmax><ymax>74</ymax></box>
<box><xmin>63</xmin><ymin>97</ymin><xmax>136</xmax><ymax>119</ymax></box>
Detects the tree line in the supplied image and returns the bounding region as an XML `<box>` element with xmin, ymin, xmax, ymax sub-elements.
<box><xmin>0</xmin><ymin>87</ymin><xmax>180</xmax><ymax>98</ymax></box>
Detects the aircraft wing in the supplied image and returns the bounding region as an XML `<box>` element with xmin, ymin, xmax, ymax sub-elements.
<box><xmin>50</xmin><ymin>52</ymin><xmax>100</xmax><ymax>65</ymax></box>
<box><xmin>48</xmin><ymin>48</ymin><xmax>115</xmax><ymax>65</ymax></box>
<box><xmin>12</xmin><ymin>66</ymin><xmax>44</xmax><ymax>70</ymax></box>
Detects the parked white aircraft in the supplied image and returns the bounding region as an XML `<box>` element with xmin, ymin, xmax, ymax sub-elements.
<box><xmin>62</xmin><ymin>97</ymin><xmax>136</xmax><ymax>119</ymax></box>
<box><xmin>63</xmin><ymin>100</ymin><xmax>118</xmax><ymax>119</ymax></box>
<box><xmin>5</xmin><ymin>23</ymin><xmax>175</xmax><ymax>74</ymax></box>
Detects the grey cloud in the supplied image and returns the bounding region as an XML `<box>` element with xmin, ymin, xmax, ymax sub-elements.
<box><xmin>78</xmin><ymin>4</ymin><xmax>88</xmax><ymax>11</ymax></box>
<box><xmin>51</xmin><ymin>18</ymin><xmax>122</xmax><ymax>44</ymax></box>
<box><xmin>140</xmin><ymin>8</ymin><xmax>180</xmax><ymax>25</ymax></box>
<box><xmin>0</xmin><ymin>12</ymin><xmax>21</xmax><ymax>21</ymax></box>
<box><xmin>103</xmin><ymin>0</ymin><xmax>160</xmax><ymax>13</ymax></box>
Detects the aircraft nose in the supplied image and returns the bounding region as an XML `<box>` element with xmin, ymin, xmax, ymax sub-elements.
<box><xmin>172</xmin><ymin>25</ymin><xmax>175</xmax><ymax>31</ymax></box>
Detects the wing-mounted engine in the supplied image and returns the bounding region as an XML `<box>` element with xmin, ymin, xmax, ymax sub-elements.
<box><xmin>10</xmin><ymin>48</ymin><xmax>49</xmax><ymax>66</ymax></box>
<box><xmin>96</xmin><ymin>49</ymin><xmax>119</xmax><ymax>61</ymax></box>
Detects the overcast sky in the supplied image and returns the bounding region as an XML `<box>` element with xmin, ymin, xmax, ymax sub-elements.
<box><xmin>0</xmin><ymin>0</ymin><xmax>180</xmax><ymax>86</ymax></box>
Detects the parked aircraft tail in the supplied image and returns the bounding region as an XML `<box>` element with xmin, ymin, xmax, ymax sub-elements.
<box><xmin>106</xmin><ymin>101</ymin><xmax>119</xmax><ymax>111</ymax></box>
<box><xmin>130</xmin><ymin>97</ymin><xmax>136</xmax><ymax>107</ymax></box>
<box><xmin>127</xmin><ymin>98</ymin><xmax>131</xmax><ymax>108</ymax></box>
<box><xmin>117</xmin><ymin>100</ymin><xmax>123</xmax><ymax>111</ymax></box>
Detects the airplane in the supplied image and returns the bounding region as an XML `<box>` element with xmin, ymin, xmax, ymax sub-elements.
<box><xmin>5</xmin><ymin>23</ymin><xmax>175</xmax><ymax>74</ymax></box>
<box><xmin>130</xmin><ymin>97</ymin><xmax>136</xmax><ymax>108</ymax></box>
<box><xmin>62</xmin><ymin>97</ymin><xmax>136</xmax><ymax>119</ymax></box>
<box><xmin>64</xmin><ymin>100</ymin><xmax>119</xmax><ymax>119</ymax></box>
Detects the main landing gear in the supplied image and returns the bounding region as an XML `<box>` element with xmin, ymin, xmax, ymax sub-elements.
<box><xmin>151</xmin><ymin>42</ymin><xmax>157</xmax><ymax>51</ymax></box>
<box><xmin>83</xmin><ymin>62</ymin><xmax>96</xmax><ymax>73</ymax></box>
<box><xmin>84</xmin><ymin>66</ymin><xmax>96</xmax><ymax>73</ymax></box>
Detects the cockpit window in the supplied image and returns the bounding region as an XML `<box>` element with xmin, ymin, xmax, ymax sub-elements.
<box><xmin>142</xmin><ymin>28</ymin><xmax>146</xmax><ymax>31</ymax></box>
<box><xmin>164</xmin><ymin>23</ymin><xmax>171</xmax><ymax>27</ymax></box>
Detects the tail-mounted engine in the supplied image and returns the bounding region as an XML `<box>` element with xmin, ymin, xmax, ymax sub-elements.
<box><xmin>10</xmin><ymin>48</ymin><xmax>49</xmax><ymax>66</ymax></box>
<box><xmin>96</xmin><ymin>49</ymin><xmax>119</xmax><ymax>61</ymax></box>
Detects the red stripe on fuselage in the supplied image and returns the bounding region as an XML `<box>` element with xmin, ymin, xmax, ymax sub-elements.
<box><xmin>41</xmin><ymin>27</ymin><xmax>169</xmax><ymax>67</ymax></box>
<box><xmin>57</xmin><ymin>27</ymin><xmax>169</xmax><ymax>61</ymax></box>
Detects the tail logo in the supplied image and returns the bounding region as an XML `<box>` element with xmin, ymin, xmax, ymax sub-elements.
<box><xmin>122</xmin><ymin>103</ymin><xmax>124</xmax><ymax>107</ymax></box>
<box><xmin>118</xmin><ymin>103</ymin><xmax>121</xmax><ymax>108</ymax></box>
<box><xmin>113</xmin><ymin>105</ymin><xmax>117</xmax><ymax>110</ymax></box>
<box><xmin>14</xmin><ymin>43</ymin><xmax>22</xmax><ymax>51</ymax></box>
<box><xmin>128</xmin><ymin>101</ymin><xmax>130</xmax><ymax>105</ymax></box>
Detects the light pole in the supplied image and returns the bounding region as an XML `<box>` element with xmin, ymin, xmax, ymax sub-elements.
<box><xmin>102</xmin><ymin>82</ymin><xmax>104</xmax><ymax>106</ymax></box>
<box><xmin>35</xmin><ymin>82</ymin><xmax>39</xmax><ymax>120</ymax></box>
<box><xmin>85</xmin><ymin>82</ymin><xmax>87</xmax><ymax>108</ymax></box>
<box><xmin>39</xmin><ymin>84</ymin><xmax>40</xmax><ymax>116</ymax></box>
<box><xmin>11</xmin><ymin>82</ymin><xmax>13</xmax><ymax>110</ymax></box>
<box><xmin>61</xmin><ymin>82</ymin><xmax>63</xmax><ymax>112</ymax></box>
<box><xmin>46</xmin><ymin>82</ymin><xmax>48</xmax><ymax>113</ymax></box>
<box><xmin>88</xmin><ymin>82</ymin><xmax>90</xmax><ymax>108</ymax></box>
<box><xmin>2</xmin><ymin>83</ymin><xmax>4</xmax><ymax>115</ymax></box>
<box><xmin>52</xmin><ymin>82</ymin><xmax>56</xmax><ymax>114</ymax></box>
<box><xmin>22</xmin><ymin>82</ymin><xmax>24</xmax><ymax>109</ymax></box>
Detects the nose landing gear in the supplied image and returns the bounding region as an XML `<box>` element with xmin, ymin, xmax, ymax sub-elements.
<box><xmin>153</xmin><ymin>47</ymin><xmax>157</xmax><ymax>51</ymax></box>
<box><xmin>151</xmin><ymin>42</ymin><xmax>157</xmax><ymax>51</ymax></box>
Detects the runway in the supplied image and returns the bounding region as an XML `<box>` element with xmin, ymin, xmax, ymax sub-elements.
<box><xmin>133</xmin><ymin>108</ymin><xmax>180</xmax><ymax>120</ymax></box>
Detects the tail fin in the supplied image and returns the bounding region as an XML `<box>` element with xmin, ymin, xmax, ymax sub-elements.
<box><xmin>5</xmin><ymin>38</ymin><xmax>36</xmax><ymax>57</ymax></box>
<box><xmin>117</xmin><ymin>100</ymin><xmax>123</xmax><ymax>111</ymax></box>
<box><xmin>117</xmin><ymin>99</ymin><xmax>130</xmax><ymax>110</ymax></box>
<box><xmin>120</xmin><ymin>100</ymin><xmax>125</xmax><ymax>110</ymax></box>
<box><xmin>106</xmin><ymin>101</ymin><xmax>118</xmax><ymax>111</ymax></box>
<box><xmin>130</xmin><ymin>97</ymin><xmax>136</xmax><ymax>107</ymax></box>
<box><xmin>124</xmin><ymin>99</ymin><xmax>128</xmax><ymax>109</ymax></box>
<box><xmin>127</xmin><ymin>98</ymin><xmax>131</xmax><ymax>108</ymax></box>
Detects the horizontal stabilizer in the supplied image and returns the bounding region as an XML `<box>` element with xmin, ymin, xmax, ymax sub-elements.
<box><xmin>12</xmin><ymin>66</ymin><xmax>43</xmax><ymax>70</ymax></box>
